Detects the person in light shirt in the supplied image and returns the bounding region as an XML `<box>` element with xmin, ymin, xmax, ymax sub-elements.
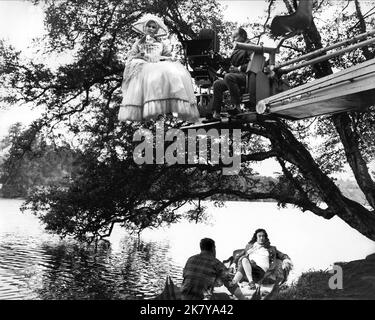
<box><xmin>231</xmin><ymin>229</ymin><xmax>292</xmax><ymax>289</ymax></box>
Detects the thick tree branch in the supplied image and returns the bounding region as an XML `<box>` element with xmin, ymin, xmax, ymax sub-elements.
<box><xmin>332</xmin><ymin>113</ymin><xmax>375</xmax><ymax>209</ymax></box>
<box><xmin>171</xmin><ymin>187</ymin><xmax>335</xmax><ymax>220</ymax></box>
<box><xmin>241</xmin><ymin>150</ymin><xmax>278</xmax><ymax>162</ymax></box>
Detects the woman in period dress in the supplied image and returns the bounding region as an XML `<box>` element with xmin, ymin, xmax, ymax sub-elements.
<box><xmin>118</xmin><ymin>14</ymin><xmax>200</xmax><ymax>122</ymax></box>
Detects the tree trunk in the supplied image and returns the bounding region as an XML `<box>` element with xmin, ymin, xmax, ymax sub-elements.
<box><xmin>268</xmin><ymin>121</ymin><xmax>375</xmax><ymax>240</ymax></box>
<box><xmin>304</xmin><ymin>9</ymin><xmax>375</xmax><ymax>210</ymax></box>
<box><xmin>332</xmin><ymin>114</ymin><xmax>375</xmax><ymax>209</ymax></box>
<box><xmin>354</xmin><ymin>0</ymin><xmax>374</xmax><ymax>60</ymax></box>
<box><xmin>263</xmin><ymin>4</ymin><xmax>375</xmax><ymax>240</ymax></box>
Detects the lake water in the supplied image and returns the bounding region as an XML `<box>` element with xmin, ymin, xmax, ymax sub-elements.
<box><xmin>0</xmin><ymin>198</ymin><xmax>374</xmax><ymax>300</ymax></box>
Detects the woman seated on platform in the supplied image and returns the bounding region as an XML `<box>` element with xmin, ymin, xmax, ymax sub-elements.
<box><xmin>118</xmin><ymin>14</ymin><xmax>200</xmax><ymax>122</ymax></box>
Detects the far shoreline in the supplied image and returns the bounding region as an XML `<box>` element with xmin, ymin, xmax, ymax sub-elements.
<box><xmin>0</xmin><ymin>195</ymin><xmax>277</xmax><ymax>203</ymax></box>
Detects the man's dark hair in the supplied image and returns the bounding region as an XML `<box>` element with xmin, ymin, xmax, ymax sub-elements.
<box><xmin>238</xmin><ymin>27</ymin><xmax>248</xmax><ymax>40</ymax></box>
<box><xmin>200</xmin><ymin>238</ymin><xmax>215</xmax><ymax>251</ymax></box>
<box><xmin>249</xmin><ymin>228</ymin><xmax>271</xmax><ymax>248</ymax></box>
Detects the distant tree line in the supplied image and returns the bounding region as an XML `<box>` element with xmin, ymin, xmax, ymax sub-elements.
<box><xmin>0</xmin><ymin>123</ymin><xmax>80</xmax><ymax>198</ymax></box>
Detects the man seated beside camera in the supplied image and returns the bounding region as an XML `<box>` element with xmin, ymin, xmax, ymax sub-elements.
<box><xmin>211</xmin><ymin>27</ymin><xmax>251</xmax><ymax>119</ymax></box>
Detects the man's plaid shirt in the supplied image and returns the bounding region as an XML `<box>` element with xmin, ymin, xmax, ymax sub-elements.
<box><xmin>181</xmin><ymin>252</ymin><xmax>231</xmax><ymax>300</ymax></box>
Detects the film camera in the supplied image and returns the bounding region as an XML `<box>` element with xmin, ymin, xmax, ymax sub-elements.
<box><xmin>182</xmin><ymin>29</ymin><xmax>290</xmax><ymax>118</ymax></box>
<box><xmin>182</xmin><ymin>29</ymin><xmax>228</xmax><ymax>88</ymax></box>
<box><xmin>182</xmin><ymin>29</ymin><xmax>230</xmax><ymax>115</ymax></box>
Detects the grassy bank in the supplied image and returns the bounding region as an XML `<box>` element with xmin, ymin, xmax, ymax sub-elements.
<box><xmin>276</xmin><ymin>253</ymin><xmax>375</xmax><ymax>300</ymax></box>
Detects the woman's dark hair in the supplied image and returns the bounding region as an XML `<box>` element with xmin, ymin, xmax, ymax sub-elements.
<box><xmin>238</xmin><ymin>27</ymin><xmax>248</xmax><ymax>40</ymax></box>
<box><xmin>249</xmin><ymin>229</ymin><xmax>270</xmax><ymax>248</ymax></box>
<box><xmin>200</xmin><ymin>238</ymin><xmax>215</xmax><ymax>251</ymax></box>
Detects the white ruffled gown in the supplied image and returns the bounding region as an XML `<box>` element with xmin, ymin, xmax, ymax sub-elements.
<box><xmin>119</xmin><ymin>36</ymin><xmax>200</xmax><ymax>122</ymax></box>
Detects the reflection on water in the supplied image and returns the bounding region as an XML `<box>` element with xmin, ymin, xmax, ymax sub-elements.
<box><xmin>35</xmin><ymin>238</ymin><xmax>182</xmax><ymax>300</ymax></box>
<box><xmin>0</xmin><ymin>235</ymin><xmax>183</xmax><ymax>300</ymax></box>
<box><xmin>0</xmin><ymin>199</ymin><xmax>182</xmax><ymax>300</ymax></box>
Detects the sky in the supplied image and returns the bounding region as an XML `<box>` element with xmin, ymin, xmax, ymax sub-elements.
<box><xmin>0</xmin><ymin>0</ymin><xmax>44</xmax><ymax>50</ymax></box>
<box><xmin>0</xmin><ymin>1</ymin><xmax>45</xmax><ymax>138</ymax></box>
<box><xmin>220</xmin><ymin>0</ymin><xmax>272</xmax><ymax>21</ymax></box>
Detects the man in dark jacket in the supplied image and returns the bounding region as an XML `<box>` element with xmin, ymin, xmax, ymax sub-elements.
<box><xmin>211</xmin><ymin>28</ymin><xmax>251</xmax><ymax>119</ymax></box>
